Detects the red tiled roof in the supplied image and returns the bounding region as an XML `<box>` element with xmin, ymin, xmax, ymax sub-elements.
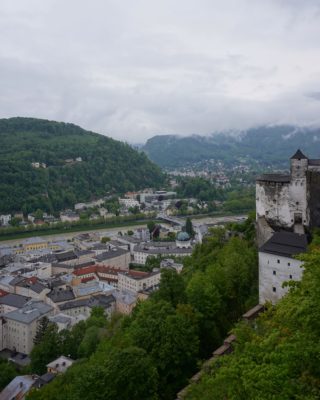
<box><xmin>0</xmin><ymin>289</ymin><xmax>8</xmax><ymax>297</ymax></box>
<box><xmin>128</xmin><ymin>270</ymin><xmax>149</xmax><ymax>278</ymax></box>
<box><xmin>96</xmin><ymin>265</ymin><xmax>126</xmax><ymax>274</ymax></box>
<box><xmin>25</xmin><ymin>277</ymin><xmax>38</xmax><ymax>284</ymax></box>
<box><xmin>73</xmin><ymin>265</ymin><xmax>97</xmax><ymax>276</ymax></box>
<box><xmin>73</xmin><ymin>264</ymin><xmax>127</xmax><ymax>277</ymax></box>
<box><xmin>81</xmin><ymin>276</ymin><xmax>95</xmax><ymax>283</ymax></box>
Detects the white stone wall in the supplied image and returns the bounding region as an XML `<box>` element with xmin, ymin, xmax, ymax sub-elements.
<box><xmin>118</xmin><ymin>273</ymin><xmax>161</xmax><ymax>293</ymax></box>
<box><xmin>256</xmin><ymin>182</ymin><xmax>291</xmax><ymax>228</ymax></box>
<box><xmin>259</xmin><ymin>252</ymin><xmax>303</xmax><ymax>304</ymax></box>
<box><xmin>288</xmin><ymin>178</ymin><xmax>308</xmax><ymax>225</ymax></box>
<box><xmin>133</xmin><ymin>251</ymin><xmax>149</xmax><ymax>265</ymax></box>
<box><xmin>256</xmin><ymin>178</ymin><xmax>308</xmax><ymax>230</ymax></box>
<box><xmin>3</xmin><ymin>310</ymin><xmax>54</xmax><ymax>354</ymax></box>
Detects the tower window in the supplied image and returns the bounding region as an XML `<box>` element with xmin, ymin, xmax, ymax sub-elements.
<box><xmin>273</xmin><ymin>270</ymin><xmax>276</xmax><ymax>275</ymax></box>
<box><xmin>273</xmin><ymin>287</ymin><xmax>276</xmax><ymax>292</ymax></box>
<box><xmin>288</xmin><ymin>262</ymin><xmax>291</xmax><ymax>266</ymax></box>
<box><xmin>289</xmin><ymin>275</ymin><xmax>292</xmax><ymax>279</ymax></box>
<box><xmin>277</xmin><ymin>259</ymin><xmax>280</xmax><ymax>264</ymax></box>
<box><xmin>296</xmin><ymin>202</ymin><xmax>299</xmax><ymax>205</ymax></box>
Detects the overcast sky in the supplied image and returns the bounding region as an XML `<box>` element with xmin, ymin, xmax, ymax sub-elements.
<box><xmin>1</xmin><ymin>0</ymin><xmax>320</xmax><ymax>142</ymax></box>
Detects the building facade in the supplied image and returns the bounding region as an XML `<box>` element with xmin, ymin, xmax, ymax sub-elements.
<box><xmin>258</xmin><ymin>232</ymin><xmax>307</xmax><ymax>304</ymax></box>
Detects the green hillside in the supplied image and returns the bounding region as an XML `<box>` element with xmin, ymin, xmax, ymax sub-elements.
<box><xmin>0</xmin><ymin>117</ymin><xmax>164</xmax><ymax>213</ymax></box>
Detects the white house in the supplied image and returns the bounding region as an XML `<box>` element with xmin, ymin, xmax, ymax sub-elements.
<box><xmin>259</xmin><ymin>231</ymin><xmax>307</xmax><ymax>304</ymax></box>
<box><xmin>0</xmin><ymin>214</ymin><xmax>11</xmax><ymax>226</ymax></box>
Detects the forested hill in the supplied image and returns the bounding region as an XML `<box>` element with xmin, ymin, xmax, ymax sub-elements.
<box><xmin>0</xmin><ymin>117</ymin><xmax>164</xmax><ymax>213</ymax></box>
<box><xmin>143</xmin><ymin>125</ymin><xmax>320</xmax><ymax>168</ymax></box>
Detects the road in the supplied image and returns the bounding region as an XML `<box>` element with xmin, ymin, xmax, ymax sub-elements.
<box><xmin>0</xmin><ymin>223</ymin><xmax>150</xmax><ymax>247</ymax></box>
<box><xmin>0</xmin><ymin>214</ymin><xmax>247</xmax><ymax>247</ymax></box>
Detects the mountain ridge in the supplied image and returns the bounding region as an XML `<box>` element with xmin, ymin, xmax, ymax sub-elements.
<box><xmin>143</xmin><ymin>125</ymin><xmax>320</xmax><ymax>168</ymax></box>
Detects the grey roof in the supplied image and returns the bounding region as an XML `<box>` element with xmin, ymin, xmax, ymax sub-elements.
<box><xmin>59</xmin><ymin>294</ymin><xmax>115</xmax><ymax>311</ymax></box>
<box><xmin>90</xmin><ymin>243</ymin><xmax>108</xmax><ymax>250</ymax></box>
<box><xmin>15</xmin><ymin>279</ymin><xmax>47</xmax><ymax>294</ymax></box>
<box><xmin>33</xmin><ymin>254</ymin><xmax>56</xmax><ymax>263</ymax></box>
<box><xmin>47</xmin><ymin>278</ymin><xmax>65</xmax><ymax>288</ymax></box>
<box><xmin>22</xmin><ymin>237</ymin><xmax>47</xmax><ymax>245</ymax></box>
<box><xmin>0</xmin><ymin>375</ymin><xmax>37</xmax><ymax>399</ymax></box>
<box><xmin>59</xmin><ymin>298</ymin><xmax>88</xmax><ymax>310</ymax></box>
<box><xmin>75</xmin><ymin>250</ymin><xmax>95</xmax><ymax>257</ymax></box>
<box><xmin>5</xmin><ymin>301</ymin><xmax>53</xmax><ymax>324</ymax></box>
<box><xmin>256</xmin><ymin>174</ymin><xmax>291</xmax><ymax>183</ymax></box>
<box><xmin>47</xmin><ymin>287</ymin><xmax>75</xmax><ymax>303</ymax></box>
<box><xmin>49</xmin><ymin>314</ymin><xmax>72</xmax><ymax>324</ymax></box>
<box><xmin>134</xmin><ymin>244</ymin><xmax>192</xmax><ymax>255</ymax></box>
<box><xmin>52</xmin><ymin>263</ymin><xmax>74</xmax><ymax>270</ymax></box>
<box><xmin>113</xmin><ymin>290</ymin><xmax>137</xmax><ymax>305</ymax></box>
<box><xmin>0</xmin><ymin>293</ymin><xmax>30</xmax><ymax>308</ymax></box>
<box><xmin>308</xmin><ymin>159</ymin><xmax>320</xmax><ymax>166</ymax></box>
<box><xmin>259</xmin><ymin>231</ymin><xmax>308</xmax><ymax>258</ymax></box>
<box><xmin>9</xmin><ymin>276</ymin><xmax>25</xmax><ymax>286</ymax></box>
<box><xmin>33</xmin><ymin>372</ymin><xmax>55</xmax><ymax>388</ymax></box>
<box><xmin>291</xmin><ymin>149</ymin><xmax>308</xmax><ymax>159</ymax></box>
<box><xmin>55</xmin><ymin>251</ymin><xmax>76</xmax><ymax>262</ymax></box>
<box><xmin>95</xmin><ymin>248</ymin><xmax>129</xmax><ymax>261</ymax></box>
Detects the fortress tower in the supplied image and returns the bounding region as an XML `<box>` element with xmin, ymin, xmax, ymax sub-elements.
<box><xmin>256</xmin><ymin>149</ymin><xmax>320</xmax><ymax>246</ymax></box>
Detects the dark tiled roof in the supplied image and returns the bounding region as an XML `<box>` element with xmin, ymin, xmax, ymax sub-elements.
<box><xmin>308</xmin><ymin>159</ymin><xmax>320</xmax><ymax>166</ymax></box>
<box><xmin>291</xmin><ymin>149</ymin><xmax>308</xmax><ymax>159</ymax></box>
<box><xmin>75</xmin><ymin>250</ymin><xmax>95</xmax><ymax>257</ymax></box>
<box><xmin>256</xmin><ymin>174</ymin><xmax>291</xmax><ymax>183</ymax></box>
<box><xmin>0</xmin><ymin>293</ymin><xmax>30</xmax><ymax>308</ymax></box>
<box><xmin>47</xmin><ymin>287</ymin><xmax>75</xmax><ymax>303</ymax></box>
<box><xmin>33</xmin><ymin>372</ymin><xmax>55</xmax><ymax>388</ymax></box>
<box><xmin>52</xmin><ymin>263</ymin><xmax>74</xmax><ymax>270</ymax></box>
<box><xmin>259</xmin><ymin>231</ymin><xmax>308</xmax><ymax>258</ymax></box>
<box><xmin>9</xmin><ymin>276</ymin><xmax>25</xmax><ymax>286</ymax></box>
<box><xmin>16</xmin><ymin>279</ymin><xmax>47</xmax><ymax>294</ymax></box>
<box><xmin>59</xmin><ymin>294</ymin><xmax>115</xmax><ymax>311</ymax></box>
<box><xmin>95</xmin><ymin>248</ymin><xmax>129</xmax><ymax>261</ymax></box>
<box><xmin>55</xmin><ymin>251</ymin><xmax>76</xmax><ymax>262</ymax></box>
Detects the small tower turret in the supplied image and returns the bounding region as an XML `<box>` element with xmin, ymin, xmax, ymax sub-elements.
<box><xmin>290</xmin><ymin>149</ymin><xmax>308</xmax><ymax>180</ymax></box>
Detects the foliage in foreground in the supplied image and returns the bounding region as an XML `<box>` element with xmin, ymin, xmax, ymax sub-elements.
<box><xmin>27</xmin><ymin>225</ymin><xmax>257</xmax><ymax>400</ymax></box>
<box><xmin>185</xmin><ymin>238</ymin><xmax>320</xmax><ymax>400</ymax></box>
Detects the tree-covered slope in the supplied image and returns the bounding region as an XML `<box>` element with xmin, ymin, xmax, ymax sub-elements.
<box><xmin>185</xmin><ymin>237</ymin><xmax>320</xmax><ymax>400</ymax></box>
<box><xmin>0</xmin><ymin>117</ymin><xmax>164</xmax><ymax>213</ymax></box>
<box><xmin>143</xmin><ymin>125</ymin><xmax>320</xmax><ymax>168</ymax></box>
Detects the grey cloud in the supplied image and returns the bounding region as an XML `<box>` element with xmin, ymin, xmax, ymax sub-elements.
<box><xmin>0</xmin><ymin>0</ymin><xmax>320</xmax><ymax>142</ymax></box>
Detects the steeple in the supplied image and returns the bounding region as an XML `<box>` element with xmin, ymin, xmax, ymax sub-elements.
<box><xmin>290</xmin><ymin>149</ymin><xmax>308</xmax><ymax>160</ymax></box>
